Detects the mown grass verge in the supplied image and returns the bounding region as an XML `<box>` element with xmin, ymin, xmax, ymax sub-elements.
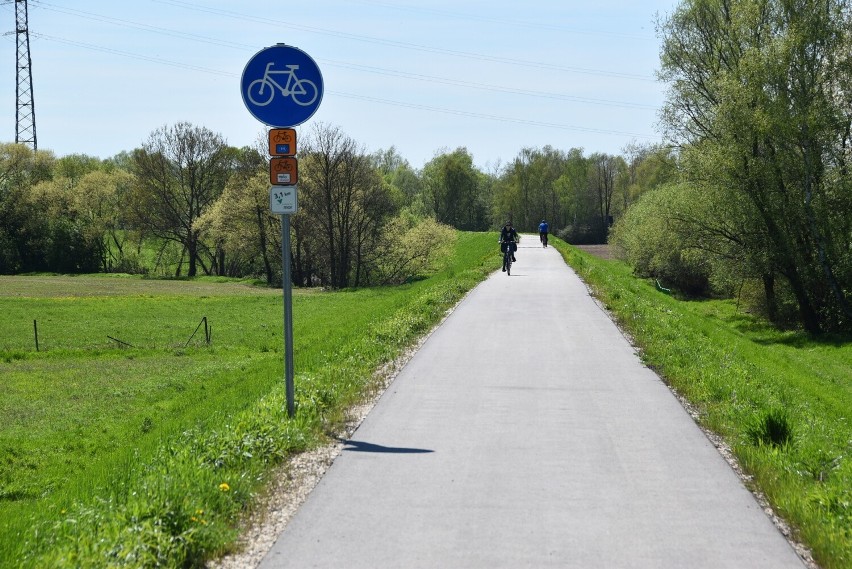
<box><xmin>0</xmin><ymin>232</ymin><xmax>498</xmax><ymax>568</ymax></box>
<box><xmin>553</xmin><ymin>239</ymin><xmax>851</xmax><ymax>569</ymax></box>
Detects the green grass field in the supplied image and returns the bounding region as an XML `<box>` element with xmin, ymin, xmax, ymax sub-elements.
<box><xmin>554</xmin><ymin>242</ymin><xmax>851</xmax><ymax>569</ymax></box>
<box><xmin>2</xmin><ymin>235</ymin><xmax>849</xmax><ymax>568</ymax></box>
<box><xmin>0</xmin><ymin>232</ymin><xmax>499</xmax><ymax>568</ymax></box>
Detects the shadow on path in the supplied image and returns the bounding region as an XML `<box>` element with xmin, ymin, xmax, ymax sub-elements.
<box><xmin>338</xmin><ymin>438</ymin><xmax>434</xmax><ymax>454</ymax></box>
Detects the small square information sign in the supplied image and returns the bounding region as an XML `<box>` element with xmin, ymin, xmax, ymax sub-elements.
<box><xmin>270</xmin><ymin>186</ymin><xmax>298</xmax><ymax>214</ymax></box>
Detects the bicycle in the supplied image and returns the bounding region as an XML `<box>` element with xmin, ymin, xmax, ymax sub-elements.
<box><xmin>247</xmin><ymin>62</ymin><xmax>319</xmax><ymax>107</ymax></box>
<box><xmin>540</xmin><ymin>232</ymin><xmax>548</xmax><ymax>247</ymax></box>
<box><xmin>500</xmin><ymin>240</ymin><xmax>515</xmax><ymax>275</ymax></box>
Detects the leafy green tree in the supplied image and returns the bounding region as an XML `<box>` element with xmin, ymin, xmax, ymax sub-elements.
<box><xmin>194</xmin><ymin>146</ymin><xmax>278</xmax><ymax>283</ymax></box>
<box><xmin>350</xmin><ymin>174</ymin><xmax>398</xmax><ymax>287</ymax></box>
<box><xmin>500</xmin><ymin>146</ymin><xmax>567</xmax><ymax>232</ymax></box>
<box><xmin>552</xmin><ymin>148</ymin><xmax>595</xmax><ymax>242</ymax></box>
<box><xmin>494</xmin><ymin>148</ymin><xmax>537</xmax><ymax>229</ymax></box>
<box><xmin>489</xmin><ymin>146</ymin><xmax>570</xmax><ymax>236</ymax></box>
<box><xmin>29</xmin><ymin>176</ymin><xmax>104</xmax><ymax>273</ymax></box>
<box><xmin>422</xmin><ymin>148</ymin><xmax>488</xmax><ymax>231</ymax></box>
<box><xmin>621</xmin><ymin>143</ymin><xmax>680</xmax><ymax>206</ymax></box>
<box><xmin>55</xmin><ymin>153</ymin><xmax>103</xmax><ymax>184</ymax></box>
<box><xmin>372</xmin><ymin>146</ymin><xmax>423</xmax><ymax>214</ymax></box>
<box><xmin>67</xmin><ymin>165</ymin><xmax>133</xmax><ymax>271</ymax></box>
<box><xmin>128</xmin><ymin>122</ymin><xmax>232</xmax><ymax>277</ymax></box>
<box><xmin>104</xmin><ymin>151</ymin><xmax>134</xmax><ymax>172</ymax></box>
<box><xmin>589</xmin><ymin>152</ymin><xmax>625</xmax><ymax>241</ymax></box>
<box><xmin>658</xmin><ymin>0</ymin><xmax>852</xmax><ymax>332</ymax></box>
<box><xmin>57</xmin><ymin>157</ymin><xmax>142</xmax><ymax>273</ymax></box>
<box><xmin>0</xmin><ymin>143</ymin><xmax>56</xmax><ymax>273</ymax></box>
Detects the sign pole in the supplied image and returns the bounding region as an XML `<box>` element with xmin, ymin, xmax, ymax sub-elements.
<box><xmin>281</xmin><ymin>212</ymin><xmax>295</xmax><ymax>417</ymax></box>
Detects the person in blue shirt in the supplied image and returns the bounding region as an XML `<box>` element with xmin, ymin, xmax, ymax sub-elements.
<box><xmin>538</xmin><ymin>219</ymin><xmax>549</xmax><ymax>247</ymax></box>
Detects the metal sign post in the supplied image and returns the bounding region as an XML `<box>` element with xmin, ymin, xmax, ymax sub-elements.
<box><xmin>242</xmin><ymin>45</ymin><xmax>323</xmax><ymax>418</ymax></box>
<box><xmin>281</xmin><ymin>214</ymin><xmax>295</xmax><ymax>417</ymax></box>
<box><xmin>268</xmin><ymin>131</ymin><xmax>299</xmax><ymax>417</ymax></box>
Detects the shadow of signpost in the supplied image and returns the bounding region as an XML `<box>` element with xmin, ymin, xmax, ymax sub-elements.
<box><xmin>339</xmin><ymin>439</ymin><xmax>434</xmax><ymax>454</ymax></box>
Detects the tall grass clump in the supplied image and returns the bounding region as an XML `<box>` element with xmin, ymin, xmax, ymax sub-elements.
<box><xmin>0</xmin><ymin>232</ymin><xmax>497</xmax><ymax>568</ymax></box>
<box><xmin>747</xmin><ymin>408</ymin><xmax>794</xmax><ymax>448</ymax></box>
<box><xmin>553</xmin><ymin>238</ymin><xmax>851</xmax><ymax>569</ymax></box>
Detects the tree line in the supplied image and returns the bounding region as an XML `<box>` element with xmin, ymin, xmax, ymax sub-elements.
<box><xmin>1</xmin><ymin>122</ymin><xmax>666</xmax><ymax>288</ymax></box>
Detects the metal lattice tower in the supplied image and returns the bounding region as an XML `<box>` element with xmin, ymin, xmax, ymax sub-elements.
<box><xmin>14</xmin><ymin>0</ymin><xmax>36</xmax><ymax>149</ymax></box>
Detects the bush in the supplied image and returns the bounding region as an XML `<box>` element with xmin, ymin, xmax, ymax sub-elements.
<box><xmin>609</xmin><ymin>184</ymin><xmax>711</xmax><ymax>296</ymax></box>
<box><xmin>367</xmin><ymin>215</ymin><xmax>456</xmax><ymax>285</ymax></box>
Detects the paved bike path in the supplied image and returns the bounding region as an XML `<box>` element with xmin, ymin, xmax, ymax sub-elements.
<box><xmin>259</xmin><ymin>238</ymin><xmax>805</xmax><ymax>568</ymax></box>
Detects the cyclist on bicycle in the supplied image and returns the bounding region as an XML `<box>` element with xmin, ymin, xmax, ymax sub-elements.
<box><xmin>538</xmin><ymin>219</ymin><xmax>549</xmax><ymax>247</ymax></box>
<box><xmin>500</xmin><ymin>221</ymin><xmax>518</xmax><ymax>271</ymax></box>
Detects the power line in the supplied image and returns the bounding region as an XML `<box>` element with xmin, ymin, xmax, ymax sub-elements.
<box><xmin>33</xmin><ymin>2</ymin><xmax>251</xmax><ymax>51</ymax></box>
<box><xmin>31</xmin><ymin>32</ymin><xmax>234</xmax><ymax>76</ymax></box>
<box><xmin>151</xmin><ymin>0</ymin><xmax>656</xmax><ymax>82</ymax></box>
<box><xmin>28</xmin><ymin>32</ymin><xmax>657</xmax><ymax>141</ymax></box>
<box><xmin>330</xmin><ymin>92</ymin><xmax>657</xmax><ymax>139</ymax></box>
<box><xmin>31</xmin><ymin>2</ymin><xmax>658</xmax><ymax>111</ymax></box>
<box><xmin>348</xmin><ymin>0</ymin><xmax>656</xmax><ymax>41</ymax></box>
<box><xmin>328</xmin><ymin>62</ymin><xmax>658</xmax><ymax>111</ymax></box>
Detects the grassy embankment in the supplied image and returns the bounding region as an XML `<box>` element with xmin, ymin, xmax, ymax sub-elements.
<box><xmin>0</xmin><ymin>232</ymin><xmax>498</xmax><ymax>568</ymax></box>
<box><xmin>554</xmin><ymin>241</ymin><xmax>851</xmax><ymax>569</ymax></box>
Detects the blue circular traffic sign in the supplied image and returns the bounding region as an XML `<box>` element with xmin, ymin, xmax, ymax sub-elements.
<box><xmin>241</xmin><ymin>44</ymin><xmax>324</xmax><ymax>127</ymax></box>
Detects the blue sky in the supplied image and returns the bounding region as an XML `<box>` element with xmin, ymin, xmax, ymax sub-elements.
<box><xmin>1</xmin><ymin>0</ymin><xmax>680</xmax><ymax>170</ymax></box>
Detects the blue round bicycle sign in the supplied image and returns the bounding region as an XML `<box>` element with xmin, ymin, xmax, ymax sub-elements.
<box><xmin>241</xmin><ymin>44</ymin><xmax>324</xmax><ymax>127</ymax></box>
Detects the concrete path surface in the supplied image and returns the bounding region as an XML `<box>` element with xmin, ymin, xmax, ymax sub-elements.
<box><xmin>259</xmin><ymin>237</ymin><xmax>805</xmax><ymax>569</ymax></box>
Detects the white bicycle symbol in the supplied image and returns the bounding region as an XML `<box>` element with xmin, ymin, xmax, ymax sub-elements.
<box><xmin>247</xmin><ymin>62</ymin><xmax>319</xmax><ymax>107</ymax></box>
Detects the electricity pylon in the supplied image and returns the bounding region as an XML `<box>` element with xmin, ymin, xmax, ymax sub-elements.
<box><xmin>14</xmin><ymin>0</ymin><xmax>37</xmax><ymax>149</ymax></box>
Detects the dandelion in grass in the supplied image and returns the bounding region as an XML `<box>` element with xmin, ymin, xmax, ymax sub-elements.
<box><xmin>219</xmin><ymin>482</ymin><xmax>230</xmax><ymax>492</ymax></box>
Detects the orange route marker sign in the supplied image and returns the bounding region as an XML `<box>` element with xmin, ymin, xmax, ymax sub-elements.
<box><xmin>269</xmin><ymin>128</ymin><xmax>297</xmax><ymax>156</ymax></box>
<box><xmin>270</xmin><ymin>157</ymin><xmax>298</xmax><ymax>186</ymax></box>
